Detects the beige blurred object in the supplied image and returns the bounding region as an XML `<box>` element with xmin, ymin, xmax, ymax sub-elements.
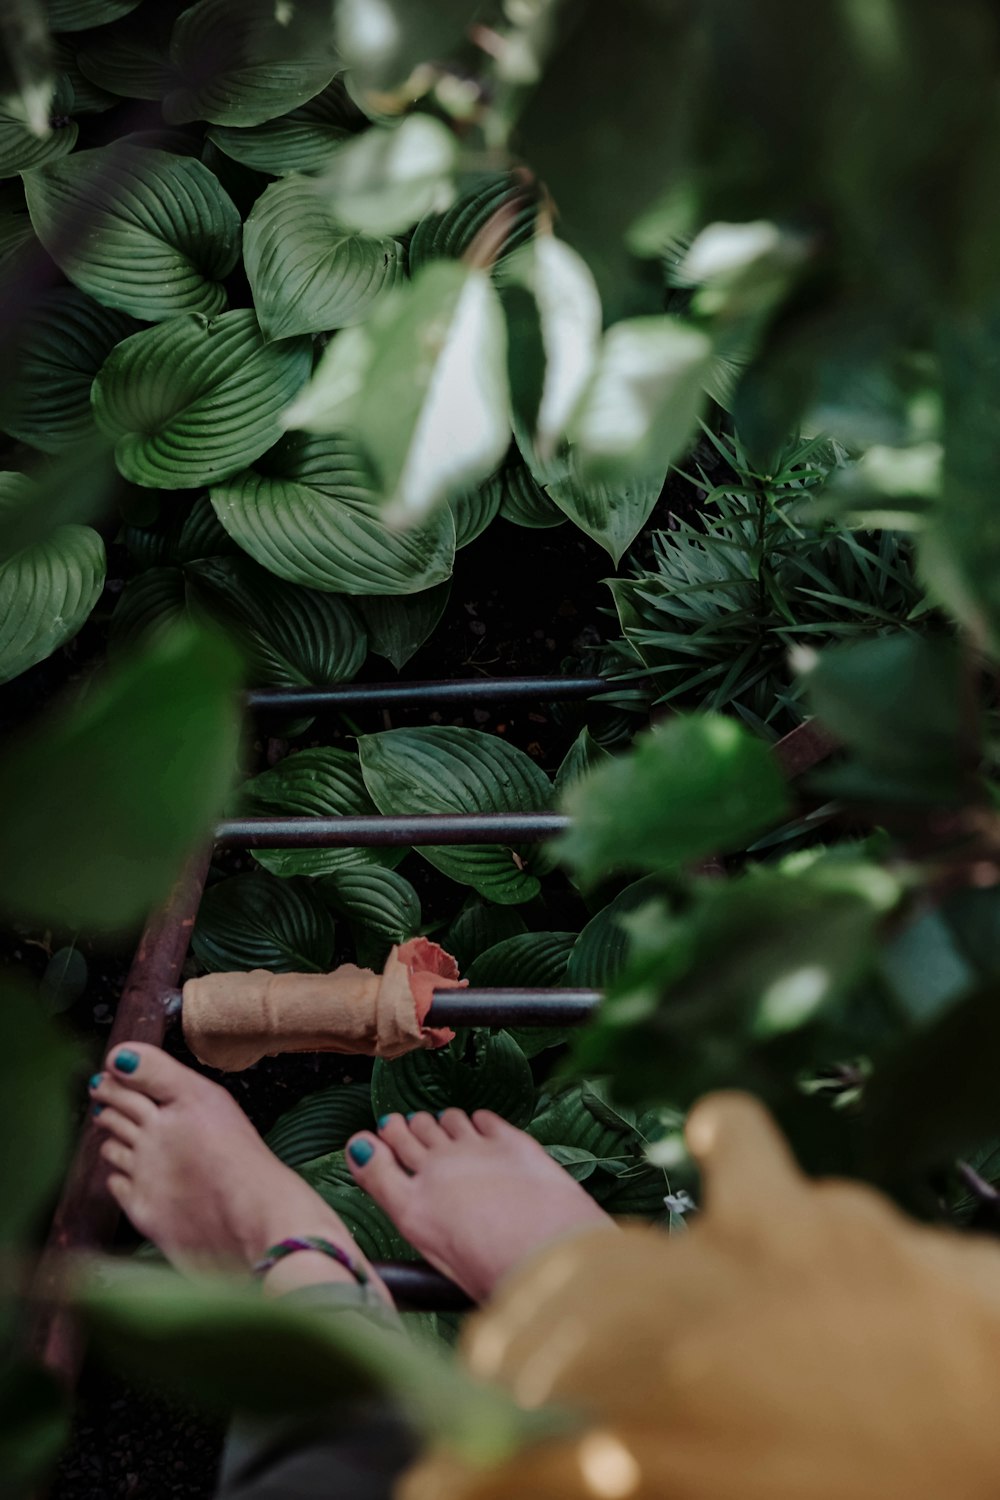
<box><xmin>401</xmin><ymin>1092</ymin><xmax>1000</xmax><ymax>1500</ymax></box>
<box><xmin>182</xmin><ymin>936</ymin><xmax>463</xmax><ymax>1070</ymax></box>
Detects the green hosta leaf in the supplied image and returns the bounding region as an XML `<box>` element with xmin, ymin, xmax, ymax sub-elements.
<box><xmin>358</xmin><ymin>582</ymin><xmax>450</xmax><ymax>670</ymax></box>
<box><xmin>206</xmin><ymin>78</ymin><xmax>361</xmax><ymax>176</ymax></box>
<box><xmin>407</xmin><ymin>175</ymin><xmax>540</xmax><ymax>275</ymax></box>
<box><xmin>572</xmin><ymin>317</ymin><xmax>713</xmax><ymax>482</ymax></box>
<box><xmin>559</xmin><ymin>714</ymin><xmax>791</xmax><ymax>888</ymax></box>
<box><xmin>192</xmin><ymin>871</ymin><xmax>335</xmax><ymax>975</ymax></box>
<box><xmin>0</xmin><ymin>183</ymin><xmax>39</xmax><ymax>281</ymax></box>
<box><xmin>443</xmin><ymin>896</ymin><xmax>528</xmax><ymax>974</ymax></box>
<box><xmin>499</xmin><ymin>456</ymin><xmax>565</xmax><ymax>528</ymax></box>
<box><xmin>317</xmin><ymin>114</ymin><xmax>458</xmax><ymax>236</ymax></box>
<box><xmin>468</xmin><ymin>931</ymin><xmax>577</xmax><ymax>1058</ymax></box>
<box><xmin>109</xmin><ymin>566</ymin><xmax>187</xmax><ymax>652</ymax></box>
<box><xmin>0</xmin><ymin>621</ymin><xmax>241</xmax><ymax>929</ymax></box>
<box><xmin>3</xmin><ymin>287</ymin><xmax>136</xmax><ymax>453</ymax></box>
<box><xmin>0</xmin><ymin>474</ymin><xmax>105</xmax><ymax>683</ymax></box>
<box><xmin>76</xmin><ymin>8</ymin><xmax>179</xmax><ymax>101</ymax></box>
<box><xmin>500</xmin><ymin>237</ymin><xmax>602</xmax><ymax>463</ymax></box>
<box><xmin>0</xmin><ymin>435</ymin><xmax>117</xmax><ymax>562</ymax></box>
<box><xmin>301</xmin><ymin>1171</ymin><xmax>416</xmax><ymax>1261</ymax></box>
<box><xmin>52</xmin><ymin>36</ymin><xmax>117</xmax><ymax>115</ymax></box>
<box><xmin>546</xmin><ymin>462</ymin><xmax>664</xmax><ymax>565</ymax></box>
<box><xmin>0</xmin><ymin>80</ymin><xmax>76</xmax><ymax>178</ymax></box>
<box><xmin>554</xmin><ymin>728</ymin><xmax>612</xmax><ymax>799</ymax></box>
<box><xmin>47</xmin><ymin>0</ymin><xmax>141</xmax><ymax>29</ymax></box>
<box><xmin>467</xmin><ymin>931</ymin><xmax>575</xmax><ymax>988</ymax></box>
<box><xmin>24</xmin><ymin>145</ymin><xmax>242</xmax><ymax>321</ymax></box>
<box><xmin>284</xmin><ymin>261</ymin><xmax>511</xmax><ymax>528</ymax></box>
<box><xmin>244</xmin><ymin>174</ymin><xmax>404</xmax><ymax>340</ymax></box>
<box><xmin>211</xmin><ymin>432</ymin><xmax>455</xmax><ymax>597</ymax></box>
<box><xmin>187</xmin><ymin>556</ymin><xmax>367</xmax><ymax>690</ymax></box>
<box><xmin>371</xmin><ymin>1030</ymin><xmax>535</xmax><ymax>1128</ymax></box>
<box><xmin>566</xmin><ymin>877</ymin><xmax>662</xmax><ymax>990</ymax></box>
<box><xmin>358</xmin><ymin>727</ymin><xmax>552</xmax><ymax>904</ymax></box>
<box><xmin>165</xmin><ymin>0</ymin><xmax>337</xmax><ymax>127</ymax></box>
<box><xmin>317</xmin><ymin>866</ymin><xmax>421</xmax><ymax>947</ymax></box>
<box><xmin>241</xmin><ymin>746</ymin><xmax>402</xmax><ymax>879</ymax></box>
<box><xmin>93</xmin><ymin>310</ymin><xmax>312</xmax><ymax>489</ymax></box>
<box><xmin>449</xmin><ymin>472</ymin><xmax>503</xmax><ymax>549</ymax></box>
<box><xmin>265</xmin><ymin>1082</ymin><xmax>375</xmax><ymax>1168</ymax></box>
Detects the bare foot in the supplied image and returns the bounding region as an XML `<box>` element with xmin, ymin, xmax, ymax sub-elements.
<box><xmin>345</xmin><ymin>1110</ymin><xmax>613</xmax><ymax>1302</ymax></box>
<box><xmin>90</xmin><ymin>1043</ymin><xmax>393</xmax><ymax>1306</ymax></box>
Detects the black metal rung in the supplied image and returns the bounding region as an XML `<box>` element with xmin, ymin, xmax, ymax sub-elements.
<box><xmin>216</xmin><ymin>813</ymin><xmax>570</xmax><ymax>848</ymax></box>
<box><xmin>163</xmin><ymin>987</ymin><xmax>601</xmax><ymax>1027</ymax></box>
<box><xmin>246</xmin><ymin>676</ymin><xmax>607</xmax><ymax>714</ymax></box>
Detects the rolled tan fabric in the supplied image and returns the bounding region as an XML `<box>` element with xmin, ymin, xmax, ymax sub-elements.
<box><xmin>401</xmin><ymin>1092</ymin><xmax>1000</xmax><ymax>1500</ymax></box>
<box><xmin>182</xmin><ymin>936</ymin><xmax>464</xmax><ymax>1071</ymax></box>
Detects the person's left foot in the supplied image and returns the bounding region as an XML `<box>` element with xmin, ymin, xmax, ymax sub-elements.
<box><xmin>89</xmin><ymin>1043</ymin><xmax>391</xmax><ymax>1302</ymax></box>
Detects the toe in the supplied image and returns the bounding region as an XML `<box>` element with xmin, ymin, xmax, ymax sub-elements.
<box><xmin>105</xmin><ymin>1042</ymin><xmax>190</xmax><ymax>1104</ymax></box>
<box><xmin>408</xmin><ymin>1111</ymin><xmax>447</xmax><ymax>1147</ymax></box>
<box><xmin>91</xmin><ymin>1073</ymin><xmax>157</xmax><ymax>1126</ymax></box>
<box><xmin>438</xmin><ymin>1108</ymin><xmax>475</xmax><ymax>1141</ymax></box>
<box><xmin>93</xmin><ymin>1106</ymin><xmax>139</xmax><ymax>1146</ymax></box>
<box><xmin>100</xmin><ymin>1137</ymin><xmax>133</xmax><ymax>1174</ymax></box>
<box><xmin>471</xmin><ymin>1109</ymin><xmax>518</xmax><ymax>1140</ymax></box>
<box><xmin>377</xmin><ymin>1113</ymin><xmax>426</xmax><ymax>1170</ymax></box>
<box><xmin>106</xmin><ymin>1172</ymin><xmax>132</xmax><ymax>1208</ymax></box>
<box><xmin>346</xmin><ymin>1133</ymin><xmax>413</xmax><ymax>1221</ymax></box>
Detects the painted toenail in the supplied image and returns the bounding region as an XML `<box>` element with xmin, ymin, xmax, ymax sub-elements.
<box><xmin>435</xmin><ymin>1110</ymin><xmax>446</xmax><ymax>1119</ymax></box>
<box><xmin>377</xmin><ymin>1115</ymin><xmax>392</xmax><ymax>1129</ymax></box>
<box><xmin>349</xmin><ymin>1140</ymin><xmax>374</xmax><ymax>1166</ymax></box>
<box><xmin>88</xmin><ymin>1074</ymin><xmax>103</xmax><ymax>1091</ymax></box>
<box><xmin>405</xmin><ymin>1112</ymin><xmax>416</xmax><ymax>1121</ymax></box>
<box><xmin>91</xmin><ymin>1103</ymin><xmax>104</xmax><ymax>1116</ymax></box>
<box><xmin>114</xmin><ymin>1050</ymin><xmax>140</xmax><ymax>1074</ymax></box>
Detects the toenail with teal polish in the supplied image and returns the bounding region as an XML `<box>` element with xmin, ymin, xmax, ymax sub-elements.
<box><xmin>349</xmin><ymin>1139</ymin><xmax>374</xmax><ymax>1166</ymax></box>
<box><xmin>435</xmin><ymin>1110</ymin><xmax>446</xmax><ymax>1119</ymax></box>
<box><xmin>377</xmin><ymin>1114</ymin><xmax>392</xmax><ymax>1130</ymax></box>
<box><xmin>88</xmin><ymin>1073</ymin><xmax>103</xmax><ymax>1091</ymax></box>
<box><xmin>91</xmin><ymin>1103</ymin><xmax>104</xmax><ymax>1116</ymax></box>
<box><xmin>114</xmin><ymin>1050</ymin><xmax>140</xmax><ymax>1074</ymax></box>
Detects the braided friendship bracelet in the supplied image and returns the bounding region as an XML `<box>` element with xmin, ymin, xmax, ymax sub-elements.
<box><xmin>252</xmin><ymin>1235</ymin><xmax>370</xmax><ymax>1285</ymax></box>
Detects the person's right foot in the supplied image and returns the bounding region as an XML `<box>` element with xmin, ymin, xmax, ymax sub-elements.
<box><xmin>346</xmin><ymin>1109</ymin><xmax>613</xmax><ymax>1302</ymax></box>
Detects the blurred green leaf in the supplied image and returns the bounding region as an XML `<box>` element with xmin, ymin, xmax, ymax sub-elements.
<box><xmin>0</xmin><ymin>621</ymin><xmax>241</xmax><ymax>929</ymax></box>
<box><xmin>318</xmin><ymin>114</ymin><xmax>458</xmax><ymax>235</ymax></box>
<box><xmin>0</xmin><ymin>1362</ymin><xmax>70</xmax><ymax>1498</ymax></box>
<box><xmin>559</xmin><ymin>714</ymin><xmax>790</xmax><ymax>888</ymax></box>
<box><xmin>0</xmin><ymin>981</ymin><xmax>77</xmax><ymax>1247</ymax></box>
<box><xmin>334</xmin><ymin>0</ymin><xmax>482</xmax><ymax>96</ymax></box>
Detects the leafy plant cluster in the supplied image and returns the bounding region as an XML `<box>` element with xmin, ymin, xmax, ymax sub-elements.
<box><xmin>7</xmin><ymin>0</ymin><xmax>1000</xmax><ymax>1493</ymax></box>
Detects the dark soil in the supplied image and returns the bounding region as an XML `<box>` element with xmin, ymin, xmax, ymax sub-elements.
<box><xmin>4</xmin><ymin>494</ymin><xmax>692</xmax><ymax>1500</ymax></box>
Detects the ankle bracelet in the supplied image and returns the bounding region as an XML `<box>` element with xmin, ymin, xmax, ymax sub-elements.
<box><xmin>252</xmin><ymin>1236</ymin><xmax>370</xmax><ymax>1286</ymax></box>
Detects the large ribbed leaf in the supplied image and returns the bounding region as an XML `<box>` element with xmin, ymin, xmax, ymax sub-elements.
<box><xmin>358</xmin><ymin>727</ymin><xmax>552</xmax><ymax>904</ymax></box>
<box><xmin>300</xmin><ymin>1171</ymin><xmax>417</xmax><ymax>1261</ymax></box>
<box><xmin>192</xmin><ymin>871</ymin><xmax>335</xmax><ymax>975</ymax></box>
<box><xmin>0</xmin><ymin>474</ymin><xmax>105</xmax><ymax>683</ymax></box>
<box><xmin>109</xmin><ymin>567</ymin><xmax>187</xmax><ymax>652</ymax></box>
<box><xmin>284</xmin><ymin>261</ymin><xmax>511</xmax><ymax>528</ymax></box>
<box><xmin>3</xmin><ymin>287</ymin><xmax>136</xmax><ymax>453</ymax></box>
<box><xmin>554</xmin><ymin>728</ymin><xmax>612</xmax><ymax>799</ymax></box>
<box><xmin>371</xmin><ymin>1030</ymin><xmax>535</xmax><ymax>1127</ymax></box>
<box><xmin>92</xmin><ymin>310</ymin><xmax>312</xmax><ymax>489</ymax></box>
<box><xmin>241</xmin><ymin>746</ymin><xmax>402</xmax><ymax>879</ymax></box>
<box><xmin>207</xmin><ymin>79</ymin><xmax>361</xmax><ymax>176</ymax></box>
<box><xmin>52</xmin><ymin>37</ymin><xmax>118</xmax><ymax>115</ymax></box>
<box><xmin>244</xmin><ymin>175</ymin><xmax>404</xmax><ymax>340</ymax></box>
<box><xmin>499</xmin><ymin>456</ymin><xmax>565</xmax><ymax>528</ymax></box>
<box><xmin>468</xmin><ymin>931</ymin><xmax>577</xmax><ymax>1058</ymax></box>
<box><xmin>358</xmin><ymin>582</ymin><xmax>450</xmax><ymax>670</ymax></box>
<box><xmin>186</xmin><ymin>557</ymin><xmax>367</xmax><ymax>689</ymax></box>
<box><xmin>265</xmin><ymin>1082</ymin><xmax>375</xmax><ymax>1168</ymax></box>
<box><xmin>165</xmin><ymin>0</ymin><xmax>338</xmax><ymax>126</ymax></box>
<box><xmin>317</xmin><ymin>865</ymin><xmax>421</xmax><ymax>947</ymax></box>
<box><xmin>77</xmin><ymin>8</ymin><xmax>180</xmax><ymax>101</ymax></box>
<box><xmin>0</xmin><ymin>185</ymin><xmax>38</xmax><ymax>280</ymax></box>
<box><xmin>528</xmin><ymin>1082</ymin><xmax>668</xmax><ymax>1213</ymax></box>
<box><xmin>210</xmin><ymin>431</ymin><xmax>456</xmax><ymax>597</ymax></box>
<box><xmin>449</xmin><ymin>472</ymin><xmax>502</xmax><ymax>549</ymax></box>
<box><xmin>0</xmin><ymin>81</ymin><xmax>76</xmax><ymax>178</ymax></box>
<box><xmin>408</xmin><ymin>176</ymin><xmax>539</xmax><ymax>275</ymax></box>
<box><xmin>24</xmin><ymin>145</ymin><xmax>242</xmax><ymax>321</ymax></box>
<box><xmin>565</xmin><ymin>877</ymin><xmax>663</xmax><ymax>990</ymax></box>
<box><xmin>443</xmin><ymin>896</ymin><xmax>527</xmax><ymax>974</ymax></box>
<box><xmin>546</xmin><ymin>463</ymin><xmax>664</xmax><ymax>564</ymax></box>
<box><xmin>48</xmin><ymin>0</ymin><xmax>142</xmax><ymax>29</ymax></box>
